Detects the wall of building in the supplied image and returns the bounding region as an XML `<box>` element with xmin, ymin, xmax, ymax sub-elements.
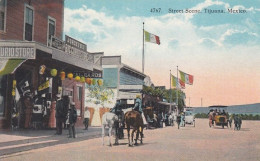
<box><xmin>1</xmin><ymin>0</ymin><xmax>64</xmax><ymax>44</ymax></box>
<box><xmin>120</xmin><ymin>70</ymin><xmax>144</xmax><ymax>85</ymax></box>
<box><xmin>103</xmin><ymin>67</ymin><xmax>118</xmax><ymax>88</ymax></box>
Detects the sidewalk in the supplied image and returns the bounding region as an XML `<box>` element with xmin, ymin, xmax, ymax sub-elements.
<box><xmin>0</xmin><ymin>126</ymin><xmax>102</xmax><ymax>156</ymax></box>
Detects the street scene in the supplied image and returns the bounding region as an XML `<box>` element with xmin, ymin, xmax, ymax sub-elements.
<box><xmin>0</xmin><ymin>0</ymin><xmax>260</xmax><ymax>160</ymax></box>
<box><xmin>1</xmin><ymin>119</ymin><xmax>260</xmax><ymax>161</ymax></box>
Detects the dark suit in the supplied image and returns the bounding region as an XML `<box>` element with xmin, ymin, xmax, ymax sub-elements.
<box><xmin>55</xmin><ymin>99</ymin><xmax>64</xmax><ymax>134</ymax></box>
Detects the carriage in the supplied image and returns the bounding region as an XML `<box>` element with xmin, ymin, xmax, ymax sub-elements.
<box><xmin>208</xmin><ymin>105</ymin><xmax>229</xmax><ymax>128</ymax></box>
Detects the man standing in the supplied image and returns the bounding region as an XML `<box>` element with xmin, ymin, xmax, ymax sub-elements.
<box><xmin>55</xmin><ymin>94</ymin><xmax>63</xmax><ymax>135</ymax></box>
<box><xmin>83</xmin><ymin>108</ymin><xmax>90</xmax><ymax>130</ymax></box>
<box><xmin>68</xmin><ymin>102</ymin><xmax>77</xmax><ymax>138</ymax></box>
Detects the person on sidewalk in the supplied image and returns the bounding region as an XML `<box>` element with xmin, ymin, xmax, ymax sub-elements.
<box><xmin>68</xmin><ymin>102</ymin><xmax>77</xmax><ymax>138</ymax></box>
<box><xmin>83</xmin><ymin>108</ymin><xmax>90</xmax><ymax>130</ymax></box>
<box><xmin>55</xmin><ymin>94</ymin><xmax>63</xmax><ymax>135</ymax></box>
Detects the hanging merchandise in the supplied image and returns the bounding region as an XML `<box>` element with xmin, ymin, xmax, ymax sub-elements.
<box><xmin>85</xmin><ymin>78</ymin><xmax>92</xmax><ymax>85</ymax></box>
<box><xmin>50</xmin><ymin>69</ymin><xmax>57</xmax><ymax>77</ymax></box>
<box><xmin>60</xmin><ymin>71</ymin><xmax>65</xmax><ymax>80</ymax></box>
<box><xmin>39</xmin><ymin>65</ymin><xmax>46</xmax><ymax>75</ymax></box>
<box><xmin>67</xmin><ymin>73</ymin><xmax>73</xmax><ymax>80</ymax></box>
<box><xmin>92</xmin><ymin>79</ymin><xmax>96</xmax><ymax>85</ymax></box>
<box><xmin>80</xmin><ymin>76</ymin><xmax>85</xmax><ymax>83</ymax></box>
<box><xmin>97</xmin><ymin>79</ymin><xmax>103</xmax><ymax>86</ymax></box>
<box><xmin>75</xmin><ymin>76</ymin><xmax>80</xmax><ymax>82</ymax></box>
<box><xmin>12</xmin><ymin>80</ymin><xmax>16</xmax><ymax>96</ymax></box>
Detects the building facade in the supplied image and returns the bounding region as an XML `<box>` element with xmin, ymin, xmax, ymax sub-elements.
<box><xmin>0</xmin><ymin>0</ymin><xmax>102</xmax><ymax>129</ymax></box>
<box><xmin>101</xmin><ymin>56</ymin><xmax>146</xmax><ymax>108</ymax></box>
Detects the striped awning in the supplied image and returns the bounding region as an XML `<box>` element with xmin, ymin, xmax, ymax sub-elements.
<box><xmin>0</xmin><ymin>59</ymin><xmax>26</xmax><ymax>76</ymax></box>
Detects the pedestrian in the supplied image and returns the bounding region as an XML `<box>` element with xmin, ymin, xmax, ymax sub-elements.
<box><xmin>63</xmin><ymin>96</ymin><xmax>70</xmax><ymax>129</ymax></box>
<box><xmin>55</xmin><ymin>94</ymin><xmax>63</xmax><ymax>135</ymax></box>
<box><xmin>68</xmin><ymin>102</ymin><xmax>77</xmax><ymax>138</ymax></box>
<box><xmin>83</xmin><ymin>107</ymin><xmax>90</xmax><ymax>130</ymax></box>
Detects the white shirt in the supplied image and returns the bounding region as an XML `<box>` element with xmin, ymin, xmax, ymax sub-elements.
<box><xmin>84</xmin><ymin>110</ymin><xmax>90</xmax><ymax>118</ymax></box>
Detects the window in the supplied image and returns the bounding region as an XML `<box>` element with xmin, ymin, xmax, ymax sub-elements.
<box><xmin>24</xmin><ymin>5</ymin><xmax>34</xmax><ymax>41</ymax></box>
<box><xmin>47</xmin><ymin>17</ymin><xmax>56</xmax><ymax>46</ymax></box>
<box><xmin>77</xmin><ymin>86</ymin><xmax>82</xmax><ymax>101</ymax></box>
<box><xmin>0</xmin><ymin>0</ymin><xmax>6</xmax><ymax>31</ymax></box>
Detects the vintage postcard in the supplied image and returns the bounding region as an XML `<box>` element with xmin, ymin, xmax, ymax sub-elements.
<box><xmin>0</xmin><ymin>0</ymin><xmax>259</xmax><ymax>160</ymax></box>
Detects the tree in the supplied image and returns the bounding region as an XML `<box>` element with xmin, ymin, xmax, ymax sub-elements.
<box><xmin>164</xmin><ymin>89</ymin><xmax>186</xmax><ymax>112</ymax></box>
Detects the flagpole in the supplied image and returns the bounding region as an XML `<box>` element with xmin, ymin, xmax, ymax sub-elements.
<box><xmin>176</xmin><ymin>66</ymin><xmax>179</xmax><ymax>115</ymax></box>
<box><xmin>142</xmin><ymin>22</ymin><xmax>145</xmax><ymax>73</ymax></box>
<box><xmin>169</xmin><ymin>70</ymin><xmax>172</xmax><ymax>114</ymax></box>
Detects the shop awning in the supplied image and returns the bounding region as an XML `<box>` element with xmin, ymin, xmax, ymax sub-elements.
<box><xmin>0</xmin><ymin>59</ymin><xmax>26</xmax><ymax>76</ymax></box>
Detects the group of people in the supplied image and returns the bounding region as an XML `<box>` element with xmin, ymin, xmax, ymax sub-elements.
<box><xmin>55</xmin><ymin>94</ymin><xmax>78</xmax><ymax>138</ymax></box>
<box><xmin>208</xmin><ymin>108</ymin><xmax>242</xmax><ymax>129</ymax></box>
<box><xmin>110</xmin><ymin>95</ymin><xmax>176</xmax><ymax>130</ymax></box>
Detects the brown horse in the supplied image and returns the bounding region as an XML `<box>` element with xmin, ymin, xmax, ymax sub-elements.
<box><xmin>124</xmin><ymin>110</ymin><xmax>144</xmax><ymax>146</ymax></box>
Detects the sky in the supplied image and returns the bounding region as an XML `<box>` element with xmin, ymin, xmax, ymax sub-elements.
<box><xmin>64</xmin><ymin>0</ymin><xmax>260</xmax><ymax>107</ymax></box>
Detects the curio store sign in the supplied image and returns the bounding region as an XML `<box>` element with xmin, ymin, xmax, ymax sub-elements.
<box><xmin>0</xmin><ymin>42</ymin><xmax>36</xmax><ymax>59</ymax></box>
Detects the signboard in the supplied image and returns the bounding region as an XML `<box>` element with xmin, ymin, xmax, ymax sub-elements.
<box><xmin>65</xmin><ymin>35</ymin><xmax>87</xmax><ymax>51</ymax></box>
<box><xmin>74</xmin><ymin>71</ymin><xmax>103</xmax><ymax>78</ymax></box>
<box><xmin>50</xmin><ymin>36</ymin><xmax>64</xmax><ymax>51</ymax></box>
<box><xmin>0</xmin><ymin>46</ymin><xmax>35</xmax><ymax>59</ymax></box>
<box><xmin>64</xmin><ymin>35</ymin><xmax>89</xmax><ymax>61</ymax></box>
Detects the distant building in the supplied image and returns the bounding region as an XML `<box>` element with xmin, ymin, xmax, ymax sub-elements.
<box><xmin>101</xmin><ymin>56</ymin><xmax>146</xmax><ymax>108</ymax></box>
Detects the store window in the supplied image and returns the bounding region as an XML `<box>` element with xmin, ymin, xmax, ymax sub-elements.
<box><xmin>47</xmin><ymin>17</ymin><xmax>56</xmax><ymax>46</ymax></box>
<box><xmin>0</xmin><ymin>0</ymin><xmax>6</xmax><ymax>31</ymax></box>
<box><xmin>24</xmin><ymin>5</ymin><xmax>34</xmax><ymax>41</ymax></box>
<box><xmin>0</xmin><ymin>76</ymin><xmax>7</xmax><ymax>117</ymax></box>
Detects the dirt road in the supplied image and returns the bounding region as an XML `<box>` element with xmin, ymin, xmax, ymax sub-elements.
<box><xmin>1</xmin><ymin>119</ymin><xmax>260</xmax><ymax>161</ymax></box>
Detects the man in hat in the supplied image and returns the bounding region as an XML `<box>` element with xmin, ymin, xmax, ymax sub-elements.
<box><xmin>55</xmin><ymin>94</ymin><xmax>63</xmax><ymax>135</ymax></box>
<box><xmin>133</xmin><ymin>95</ymin><xmax>143</xmax><ymax>114</ymax></box>
<box><xmin>68</xmin><ymin>102</ymin><xmax>77</xmax><ymax>138</ymax></box>
<box><xmin>111</xmin><ymin>99</ymin><xmax>121</xmax><ymax>114</ymax></box>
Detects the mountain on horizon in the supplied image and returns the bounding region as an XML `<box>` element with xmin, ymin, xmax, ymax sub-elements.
<box><xmin>192</xmin><ymin>103</ymin><xmax>260</xmax><ymax>114</ymax></box>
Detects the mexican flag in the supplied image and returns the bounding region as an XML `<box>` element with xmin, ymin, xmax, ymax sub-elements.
<box><xmin>179</xmin><ymin>70</ymin><xmax>194</xmax><ymax>85</ymax></box>
<box><xmin>171</xmin><ymin>74</ymin><xmax>185</xmax><ymax>89</ymax></box>
<box><xmin>144</xmin><ymin>30</ymin><xmax>160</xmax><ymax>45</ymax></box>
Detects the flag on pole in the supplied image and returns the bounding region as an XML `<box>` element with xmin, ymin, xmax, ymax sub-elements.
<box><xmin>179</xmin><ymin>70</ymin><xmax>194</xmax><ymax>85</ymax></box>
<box><xmin>171</xmin><ymin>74</ymin><xmax>185</xmax><ymax>89</ymax></box>
<box><xmin>144</xmin><ymin>30</ymin><xmax>160</xmax><ymax>45</ymax></box>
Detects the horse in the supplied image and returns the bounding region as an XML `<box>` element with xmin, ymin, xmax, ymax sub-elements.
<box><xmin>101</xmin><ymin>112</ymin><xmax>119</xmax><ymax>146</ymax></box>
<box><xmin>124</xmin><ymin>110</ymin><xmax>144</xmax><ymax>146</ymax></box>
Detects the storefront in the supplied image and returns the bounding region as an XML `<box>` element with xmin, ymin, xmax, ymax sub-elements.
<box><xmin>0</xmin><ymin>38</ymin><xmax>102</xmax><ymax>129</ymax></box>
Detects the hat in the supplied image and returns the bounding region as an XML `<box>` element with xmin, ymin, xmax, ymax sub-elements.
<box><xmin>136</xmin><ymin>94</ymin><xmax>141</xmax><ymax>98</ymax></box>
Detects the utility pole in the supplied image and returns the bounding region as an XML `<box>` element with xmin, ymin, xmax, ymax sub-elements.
<box><xmin>189</xmin><ymin>97</ymin><xmax>190</xmax><ymax>108</ymax></box>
